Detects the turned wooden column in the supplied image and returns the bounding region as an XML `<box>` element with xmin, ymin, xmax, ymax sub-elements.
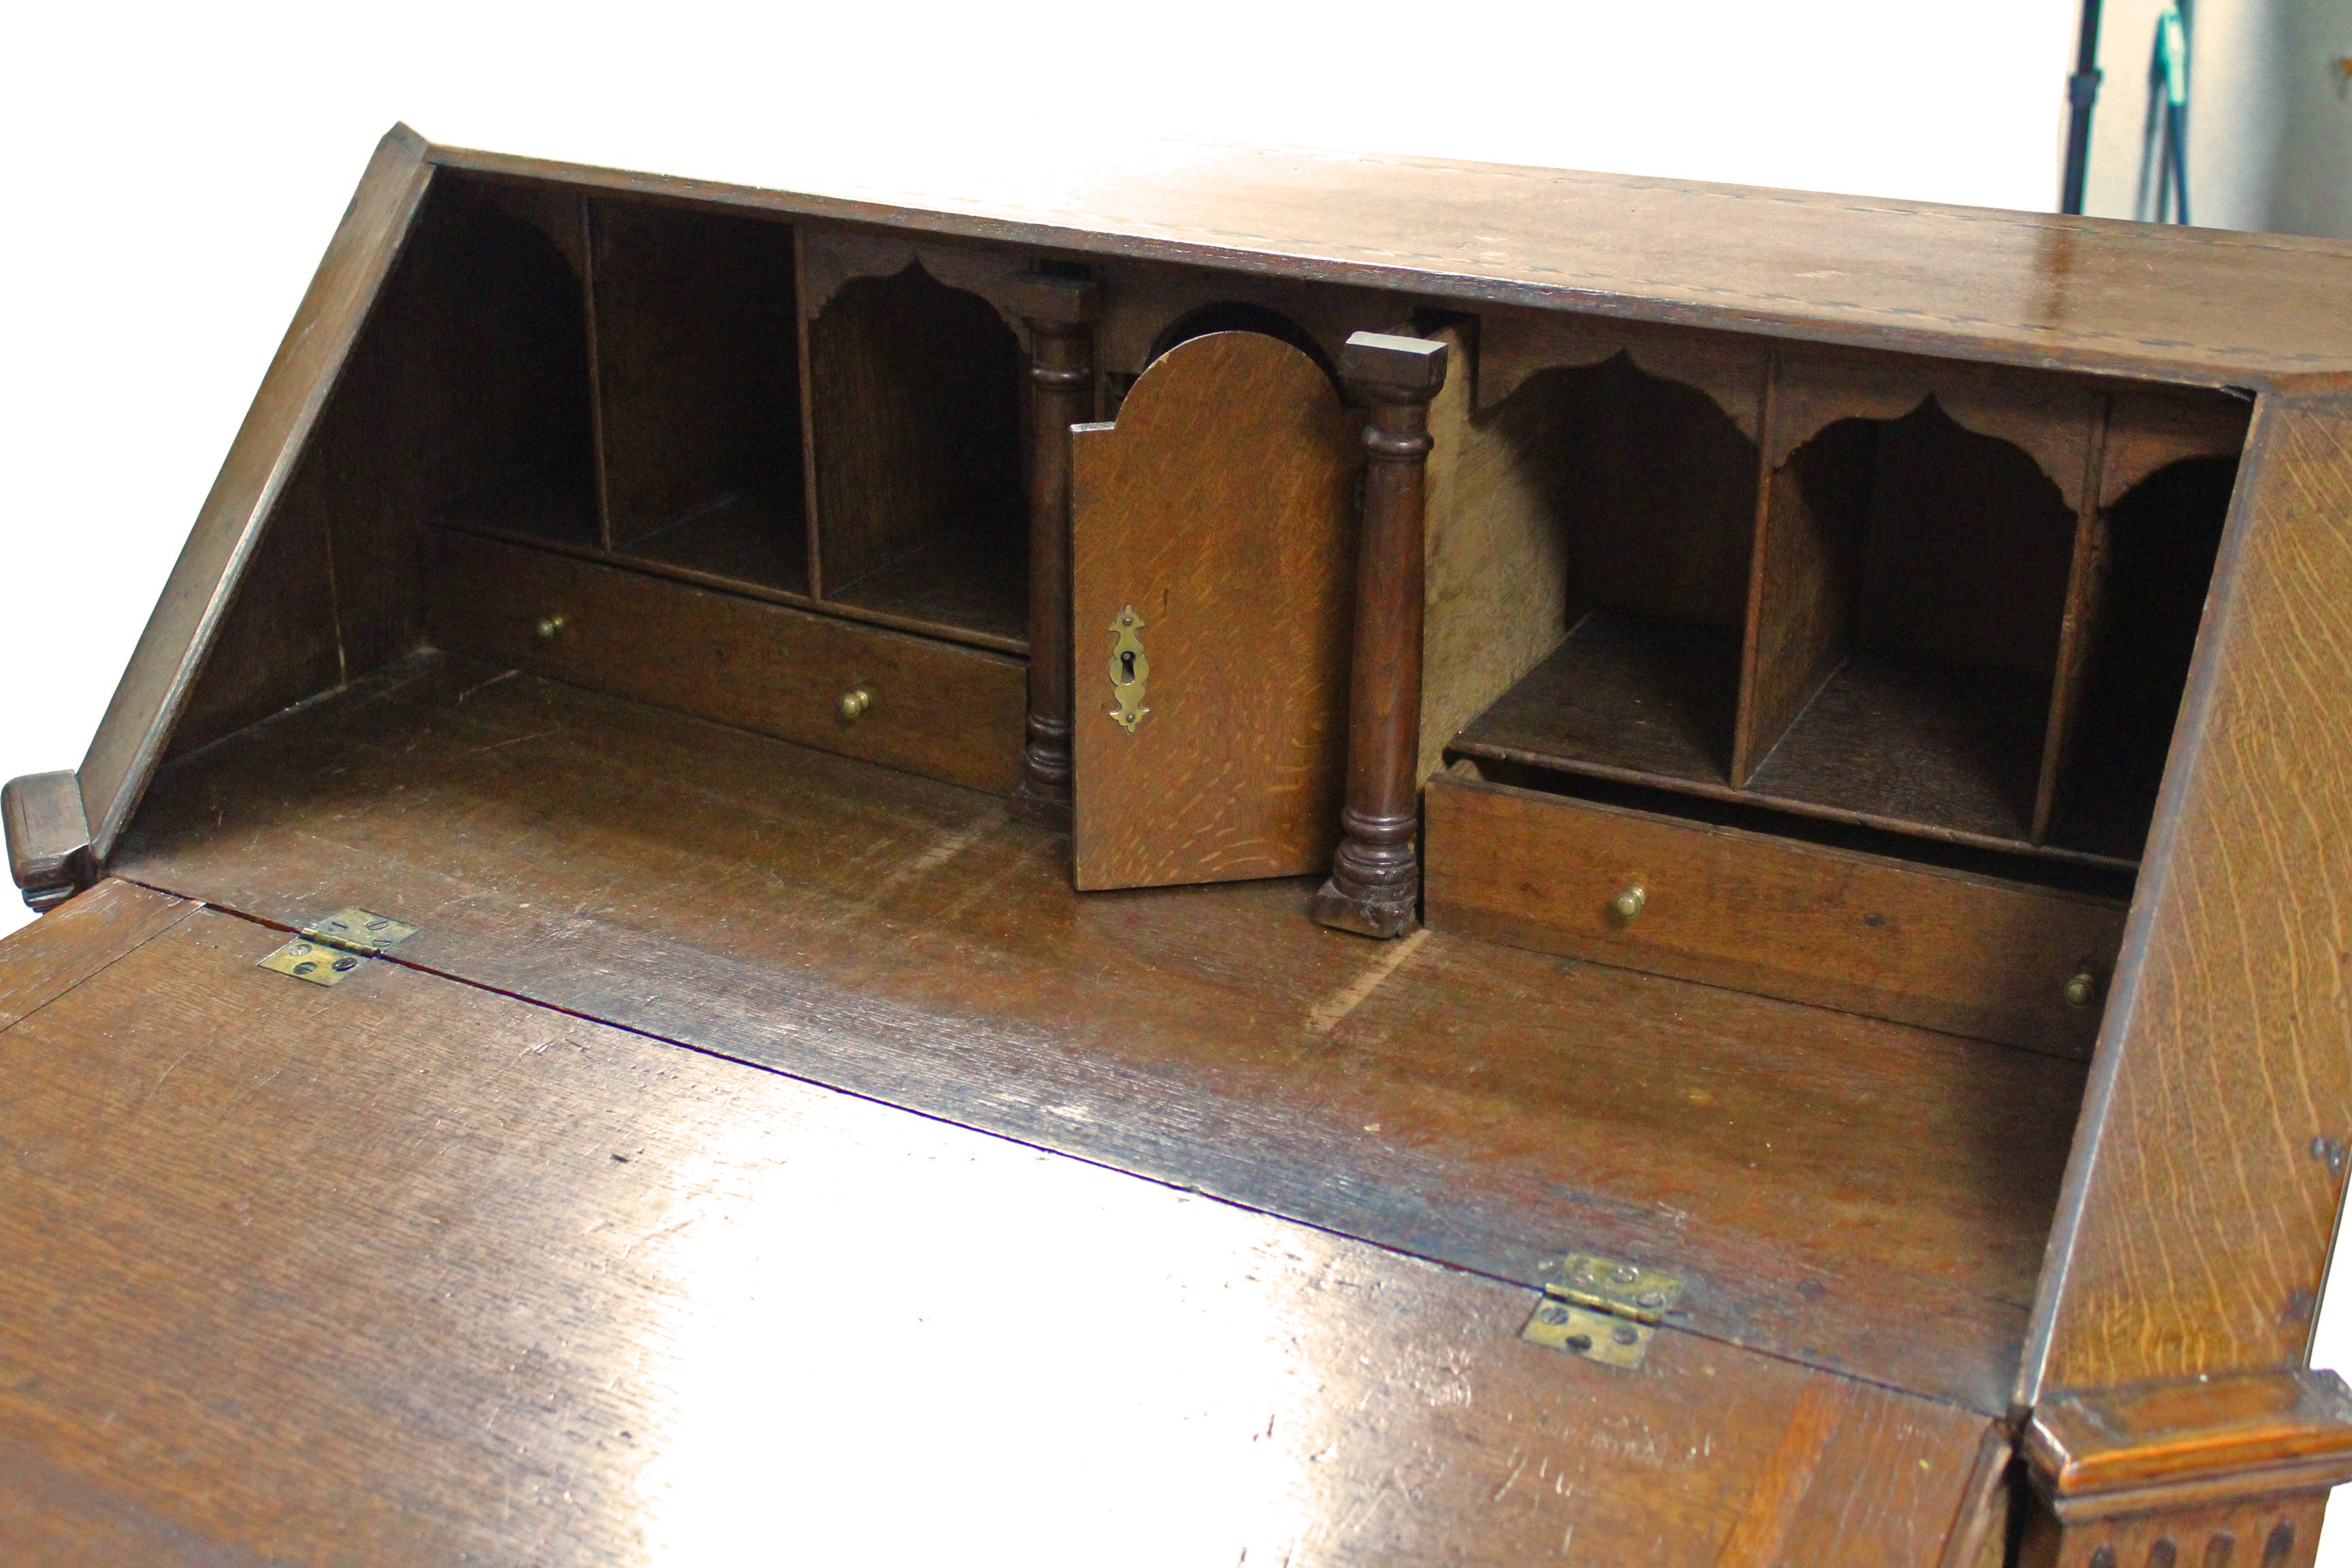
<box><xmin>1007</xmin><ymin>275</ymin><xmax>1098</xmax><ymax>832</ymax></box>
<box><xmin>1313</xmin><ymin>331</ymin><xmax>1448</xmax><ymax>938</ymax></box>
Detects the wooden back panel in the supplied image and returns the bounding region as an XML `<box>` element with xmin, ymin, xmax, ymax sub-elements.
<box><xmin>1070</xmin><ymin>332</ymin><xmax>1360</xmax><ymax>889</ymax></box>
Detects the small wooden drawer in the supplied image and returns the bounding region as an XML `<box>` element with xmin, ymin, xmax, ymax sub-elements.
<box><xmin>1423</xmin><ymin>773</ymin><xmax>2127</xmax><ymax>1054</ymax></box>
<box><xmin>422</xmin><ymin>529</ymin><xmax>1026</xmax><ymax>795</ymax></box>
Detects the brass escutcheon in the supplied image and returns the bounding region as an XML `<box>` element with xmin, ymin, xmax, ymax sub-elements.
<box><xmin>1107</xmin><ymin>607</ymin><xmax>1150</xmax><ymax>733</ymax></box>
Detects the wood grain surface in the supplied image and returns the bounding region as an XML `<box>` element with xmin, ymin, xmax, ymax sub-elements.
<box><xmin>1758</xmin><ymin>349</ymin><xmax>2100</xmax><ymax>512</ymax></box>
<box><xmin>76</xmin><ymin>127</ymin><xmax>435</xmax><ymax>862</ymax></box>
<box><xmin>1737</xmin><ymin>401</ymin><xmax>1867</xmax><ymax>783</ymax></box>
<box><xmin>2013</xmin><ymin>392</ymin><xmax>2352</xmax><ymax>1410</ymax></box>
<box><xmin>1473</xmin><ymin>309</ymin><xmax>1768</xmax><ymax>439</ymax></box>
<box><xmin>1071</xmin><ymin>331</ymin><xmax>1358</xmax><ymax>889</ymax></box>
<box><xmin>1424</xmin><ymin>774</ymin><xmax>2125</xmax><ymax>1055</ymax></box>
<box><xmin>2033</xmin><ymin>389</ymin><xmax>2247</xmax><ymax>845</ymax></box>
<box><xmin>163</xmin><ymin>167</ymin><xmax>607</xmax><ymax>768</ymax></box>
<box><xmin>806</xmin><ymin>259</ymin><xmax>1026</xmax><ymax>609</ymax></box>
<box><xmin>1452</xmin><ymin>614</ymin><xmax>1744</xmax><ymax>789</ymax></box>
<box><xmin>2028</xmin><ymin>1371</ymin><xmax>2352</xmax><ymax>1502</ymax></box>
<box><xmin>113</xmin><ymin>654</ymin><xmax>2088</xmax><ymax>1413</ymax></box>
<box><xmin>0</xmin><ymin>902</ymin><xmax>1993</xmax><ymax>1567</ymax></box>
<box><xmin>421</xmin><ymin>528</ymin><xmax>1025</xmax><ymax>794</ymax></box>
<box><xmin>1418</xmin><ymin>323</ymin><xmax>1571</xmax><ymax>781</ymax></box>
<box><xmin>0</xmin><ymin>880</ymin><xmax>195</xmax><ymax>1031</ymax></box>
<box><xmin>432</xmin><ymin>137</ymin><xmax>2352</xmax><ymax>387</ymax></box>
<box><xmin>2024</xmin><ymin>393</ymin><xmax>2352</xmax><ymax>1405</ymax></box>
<box><xmin>588</xmin><ymin>197</ymin><xmax>802</xmax><ymax>553</ymax></box>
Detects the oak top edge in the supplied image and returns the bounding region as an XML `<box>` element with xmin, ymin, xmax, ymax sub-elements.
<box><xmin>2027</xmin><ymin>1372</ymin><xmax>2352</xmax><ymax>1497</ymax></box>
<box><xmin>422</xmin><ymin>133</ymin><xmax>2352</xmax><ymax>390</ymax></box>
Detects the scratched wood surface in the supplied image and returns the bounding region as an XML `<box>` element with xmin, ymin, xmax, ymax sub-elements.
<box><xmin>0</xmin><ymin>897</ymin><xmax>1993</xmax><ymax>1567</ymax></box>
<box><xmin>0</xmin><ymin>879</ymin><xmax>193</xmax><ymax>1030</ymax></box>
<box><xmin>113</xmin><ymin>653</ymin><xmax>2089</xmax><ymax>1414</ymax></box>
<box><xmin>2025</xmin><ymin>393</ymin><xmax>2352</xmax><ymax>1403</ymax></box>
<box><xmin>1070</xmin><ymin>331</ymin><xmax>1360</xmax><ymax>889</ymax></box>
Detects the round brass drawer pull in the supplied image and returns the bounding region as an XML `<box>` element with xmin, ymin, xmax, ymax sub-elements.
<box><xmin>534</xmin><ymin>613</ymin><xmax>568</xmax><ymax>641</ymax></box>
<box><xmin>2063</xmin><ymin>968</ymin><xmax>2100</xmax><ymax>1009</ymax></box>
<box><xmin>838</xmin><ymin>687</ymin><xmax>872</xmax><ymax>720</ymax></box>
<box><xmin>1612</xmin><ymin>885</ymin><xmax>1648</xmax><ymax>923</ymax></box>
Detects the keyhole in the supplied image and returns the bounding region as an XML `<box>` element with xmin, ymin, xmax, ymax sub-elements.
<box><xmin>1120</xmin><ymin>650</ymin><xmax>1135</xmax><ymax>683</ymax></box>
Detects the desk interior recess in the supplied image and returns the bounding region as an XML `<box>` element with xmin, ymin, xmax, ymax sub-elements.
<box><xmin>125</xmin><ymin>163</ymin><xmax>2247</xmax><ymax>1424</ymax></box>
<box><xmin>1425</xmin><ymin>312</ymin><xmax>2253</xmax><ymax>872</ymax></box>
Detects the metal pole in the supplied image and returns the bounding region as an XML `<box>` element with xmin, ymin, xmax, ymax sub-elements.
<box><xmin>2060</xmin><ymin>0</ymin><xmax>2106</xmax><ymax>214</ymax></box>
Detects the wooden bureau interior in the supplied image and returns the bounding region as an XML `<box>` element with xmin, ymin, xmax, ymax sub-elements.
<box><xmin>20</xmin><ymin>133</ymin><xmax>2352</xmax><ymax>1565</ymax></box>
<box><xmin>125</xmin><ymin>161</ymin><xmax>2248</xmax><ymax>1409</ymax></box>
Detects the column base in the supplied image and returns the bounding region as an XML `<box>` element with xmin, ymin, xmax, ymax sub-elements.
<box><xmin>1007</xmin><ymin>783</ymin><xmax>1073</xmax><ymax>833</ymax></box>
<box><xmin>1310</xmin><ymin>877</ymin><xmax>1417</xmax><ymax>938</ymax></box>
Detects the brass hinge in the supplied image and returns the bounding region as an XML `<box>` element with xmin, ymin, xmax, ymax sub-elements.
<box><xmin>257</xmin><ymin>907</ymin><xmax>418</xmax><ymax>987</ymax></box>
<box><xmin>1521</xmin><ymin>1252</ymin><xmax>1684</xmax><ymax>1370</ymax></box>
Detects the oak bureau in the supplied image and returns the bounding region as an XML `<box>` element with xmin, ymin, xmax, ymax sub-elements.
<box><xmin>6</xmin><ymin>123</ymin><xmax>2352</xmax><ymax>1565</ymax></box>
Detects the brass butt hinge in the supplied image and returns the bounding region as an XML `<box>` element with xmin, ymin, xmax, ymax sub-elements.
<box><xmin>1521</xmin><ymin>1252</ymin><xmax>1684</xmax><ymax>1370</ymax></box>
<box><xmin>257</xmin><ymin>908</ymin><xmax>419</xmax><ymax>987</ymax></box>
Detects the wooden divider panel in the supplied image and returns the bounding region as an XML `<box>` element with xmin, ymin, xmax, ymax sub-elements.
<box><xmin>1736</xmin><ymin>368</ymin><xmax>1869</xmax><ymax>783</ymax></box>
<box><xmin>1735</xmin><ymin>355</ymin><xmax>2093</xmax><ymax>846</ymax></box>
<box><xmin>1474</xmin><ymin>307</ymin><xmax>1767</xmax><ymax>439</ymax></box>
<box><xmin>1759</xmin><ymin>350</ymin><xmax>2100</xmax><ymax>511</ymax></box>
<box><xmin>806</xmin><ymin>255</ymin><xmax>1027</xmax><ymax>642</ymax></box>
<box><xmin>1069</xmin><ymin>331</ymin><xmax>1359</xmax><ymax>889</ymax></box>
<box><xmin>589</xmin><ymin>199</ymin><xmax>803</xmax><ymax>588</ymax></box>
<box><xmin>2038</xmin><ymin>389</ymin><xmax>2251</xmax><ymax>851</ymax></box>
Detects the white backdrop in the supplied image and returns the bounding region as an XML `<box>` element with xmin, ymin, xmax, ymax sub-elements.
<box><xmin>6</xmin><ymin>1</ymin><xmax>2349</xmax><ymax>1558</ymax></box>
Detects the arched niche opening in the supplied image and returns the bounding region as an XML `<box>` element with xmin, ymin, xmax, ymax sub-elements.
<box><xmin>1145</xmin><ymin>302</ymin><xmax>1339</xmax><ymax>389</ymax></box>
<box><xmin>1742</xmin><ymin>397</ymin><xmax>2078</xmax><ymax>848</ymax></box>
<box><xmin>1445</xmin><ymin>352</ymin><xmax>1760</xmax><ymax>786</ymax></box>
<box><xmin>403</xmin><ymin>177</ymin><xmax>601</xmax><ymax>546</ymax></box>
<box><xmin>2045</xmin><ymin>453</ymin><xmax>2238</xmax><ymax>860</ymax></box>
<box><xmin>808</xmin><ymin>261</ymin><xmax>1027</xmax><ymax>643</ymax></box>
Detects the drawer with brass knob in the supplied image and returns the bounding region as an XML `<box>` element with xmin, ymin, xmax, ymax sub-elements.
<box><xmin>423</xmin><ymin>530</ymin><xmax>1024</xmax><ymax>795</ymax></box>
<box><xmin>1424</xmin><ymin>772</ymin><xmax>2127</xmax><ymax>1056</ymax></box>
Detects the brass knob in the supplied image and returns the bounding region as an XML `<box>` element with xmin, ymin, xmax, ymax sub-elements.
<box><xmin>838</xmin><ymin>687</ymin><xmax>872</xmax><ymax>720</ymax></box>
<box><xmin>1612</xmin><ymin>885</ymin><xmax>1648</xmax><ymax>923</ymax></box>
<box><xmin>2063</xmin><ymin>968</ymin><xmax>2100</xmax><ymax>1009</ymax></box>
<box><xmin>535</xmin><ymin>613</ymin><xmax>568</xmax><ymax>641</ymax></box>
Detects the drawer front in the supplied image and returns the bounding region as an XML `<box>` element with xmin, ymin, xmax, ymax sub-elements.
<box><xmin>1424</xmin><ymin>774</ymin><xmax>2126</xmax><ymax>1055</ymax></box>
<box><xmin>423</xmin><ymin>530</ymin><xmax>1025</xmax><ymax>795</ymax></box>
